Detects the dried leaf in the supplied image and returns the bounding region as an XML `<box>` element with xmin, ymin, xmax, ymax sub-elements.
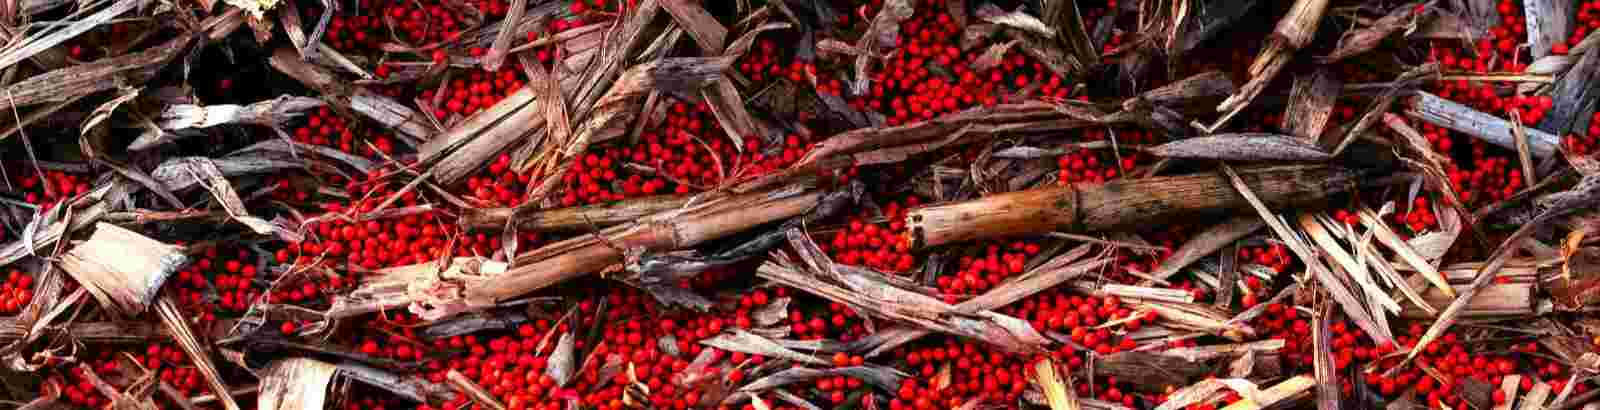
<box><xmin>701</xmin><ymin>329</ymin><xmax>831</xmax><ymax>366</ymax></box>
<box><xmin>153</xmin><ymin>96</ymin><xmax>324</xmax><ymax>133</ymax></box>
<box><xmin>738</xmin><ymin>365</ymin><xmax>906</xmax><ymax>392</ymax></box>
<box><xmin>851</xmin><ymin>0</ymin><xmax>913</xmax><ymax>95</ymax></box>
<box><xmin>976</xmin><ymin>4</ymin><xmax>1056</xmax><ymax>38</ymax></box>
<box><xmin>702</xmin><ymin>79</ymin><xmax>761</xmax><ymax>153</ymax></box>
<box><xmin>972</xmin><ymin>39</ymin><xmax>1020</xmax><ymax>71</ymax></box>
<box><xmin>167</xmin><ymin>157</ymin><xmax>284</xmax><ymax>237</ymax></box>
<box><xmin>1313</xmin><ymin>303</ymin><xmax>1339</xmax><ymax>410</ymax></box>
<box><xmin>1219</xmin><ymin>375</ymin><xmax>1315</xmax><ymax>410</ymax></box>
<box><xmin>155</xmin><ymin>298</ymin><xmax>242</xmax><ymax>410</ymax></box>
<box><xmin>446</xmin><ymin>370</ymin><xmax>506</xmax><ymax>410</ymax></box>
<box><xmin>0</xmin><ymin>0</ymin><xmax>145</xmax><ymax>71</ymax></box>
<box><xmin>752</xmin><ymin>297</ymin><xmax>790</xmax><ymax>327</ymax></box>
<box><xmin>1152</xmin><ymin>216</ymin><xmax>1265</xmax><ymax>280</ymax></box>
<box><xmin>57</xmin><ymin>223</ymin><xmax>185</xmax><ymax>316</ymax></box>
<box><xmin>478</xmin><ymin>0</ymin><xmax>527</xmax><ymax>71</ymax></box>
<box><xmin>547</xmin><ymin>332</ymin><xmax>576</xmax><ymax>387</ymax></box>
<box><xmin>0</xmin><ymin>36</ymin><xmax>188</xmax><ymax>112</ymax></box>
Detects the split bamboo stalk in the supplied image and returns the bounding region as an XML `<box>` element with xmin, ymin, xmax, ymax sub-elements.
<box><xmin>1399</xmin><ymin>280</ymin><xmax>1536</xmax><ymax>319</ymax></box>
<box><xmin>1498</xmin><ymin>375</ymin><xmax>1523</xmax><ymax>410</ymax></box>
<box><xmin>459</xmin><ymin>194</ymin><xmax>693</xmax><ymax>231</ymax></box>
<box><xmin>905</xmin><ymin>165</ymin><xmax>1361</xmax><ymax>249</ymax></box>
<box><xmin>1358</xmin><ymin>208</ymin><xmax>1452</xmax><ymax>296</ymax></box>
<box><xmin>1035</xmin><ymin>358</ymin><xmax>1083</xmax><ymax>410</ymax></box>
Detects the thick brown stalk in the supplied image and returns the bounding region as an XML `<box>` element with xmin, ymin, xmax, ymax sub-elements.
<box><xmin>460</xmin><ymin>186</ymin><xmax>822</xmax><ymax>304</ymax></box>
<box><xmin>905</xmin><ymin>165</ymin><xmax>1359</xmax><ymax>248</ymax></box>
<box><xmin>460</xmin><ymin>194</ymin><xmax>693</xmax><ymax>231</ymax></box>
<box><xmin>428</xmin><ymin>89</ymin><xmax>547</xmax><ymax>186</ymax></box>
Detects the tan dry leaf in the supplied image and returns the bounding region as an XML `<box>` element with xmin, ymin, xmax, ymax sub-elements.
<box><xmin>975</xmin><ymin>4</ymin><xmax>1056</xmax><ymax>37</ymax></box>
<box><xmin>57</xmin><ymin>223</ymin><xmax>186</xmax><ymax>316</ymax></box>
<box><xmin>701</xmin><ymin>329</ymin><xmax>831</xmax><ymax>366</ymax></box>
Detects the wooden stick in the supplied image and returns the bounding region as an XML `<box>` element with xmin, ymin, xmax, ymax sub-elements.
<box><xmin>906</xmin><ymin>165</ymin><xmax>1360</xmax><ymax>249</ymax></box>
<box><xmin>446</xmin><ymin>370</ymin><xmax>506</xmax><ymax>410</ymax></box>
<box><xmin>462</xmin><ymin>186</ymin><xmax>822</xmax><ymax>304</ymax></box>
<box><xmin>1405</xmin><ymin>91</ymin><xmax>1560</xmax><ymax>158</ymax></box>
<box><xmin>459</xmin><ymin>194</ymin><xmax>693</xmax><ymax>231</ymax></box>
